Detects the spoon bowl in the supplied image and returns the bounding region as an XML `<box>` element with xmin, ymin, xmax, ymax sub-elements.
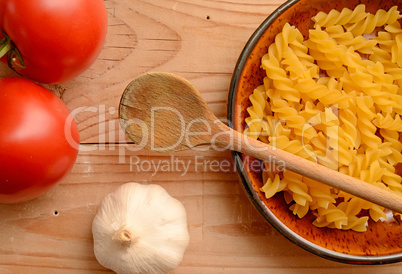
<box><xmin>119</xmin><ymin>72</ymin><xmax>214</xmax><ymax>152</ymax></box>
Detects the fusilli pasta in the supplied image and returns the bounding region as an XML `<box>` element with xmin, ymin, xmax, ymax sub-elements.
<box><xmin>245</xmin><ymin>4</ymin><xmax>402</xmax><ymax>231</ymax></box>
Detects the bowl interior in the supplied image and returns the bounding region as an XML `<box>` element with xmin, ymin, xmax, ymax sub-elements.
<box><xmin>229</xmin><ymin>0</ymin><xmax>402</xmax><ymax>264</ymax></box>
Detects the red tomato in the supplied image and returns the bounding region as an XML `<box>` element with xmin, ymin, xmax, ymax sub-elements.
<box><xmin>0</xmin><ymin>77</ymin><xmax>80</xmax><ymax>203</ymax></box>
<box><xmin>0</xmin><ymin>0</ymin><xmax>108</xmax><ymax>84</ymax></box>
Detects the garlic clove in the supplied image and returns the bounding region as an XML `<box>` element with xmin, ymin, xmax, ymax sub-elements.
<box><xmin>92</xmin><ymin>183</ymin><xmax>190</xmax><ymax>274</ymax></box>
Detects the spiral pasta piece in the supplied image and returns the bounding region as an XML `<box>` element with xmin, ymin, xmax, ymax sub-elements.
<box><xmin>337</xmin><ymin>198</ymin><xmax>370</xmax><ymax>232</ymax></box>
<box><xmin>345</xmin><ymin>6</ymin><xmax>401</xmax><ymax>36</ymax></box>
<box><xmin>382</xmin><ymin>169</ymin><xmax>402</xmax><ymax>193</ymax></box>
<box><xmin>269</xmin><ymin>97</ymin><xmax>318</xmax><ymax>143</ymax></box>
<box><xmin>380</xmin><ymin>128</ymin><xmax>402</xmax><ymax>165</ymax></box>
<box><xmin>308</xmin><ymin>28</ymin><xmax>346</xmax><ymax>67</ymax></box>
<box><xmin>304</xmin><ymin>178</ymin><xmax>336</xmax><ymax>210</ymax></box>
<box><xmin>260</xmin><ymin>174</ymin><xmax>286</xmax><ymax>199</ymax></box>
<box><xmin>369</xmin><ymin>203</ymin><xmax>387</xmax><ymax>222</ymax></box>
<box><xmin>270</xmin><ymin>135</ymin><xmax>317</xmax><ymax>162</ymax></box>
<box><xmin>262</xmin><ymin>53</ymin><xmax>300</xmax><ymax>103</ymax></box>
<box><xmin>385</xmin><ymin>21</ymin><xmax>402</xmax><ymax>34</ymax></box>
<box><xmin>313</xmin><ymin>205</ymin><xmax>348</xmax><ymax>229</ymax></box>
<box><xmin>359</xmin><ymin>160</ymin><xmax>385</xmax><ymax>184</ymax></box>
<box><xmin>294</xmin><ymin>78</ymin><xmax>349</xmax><ymax>108</ymax></box>
<box><xmin>373</xmin><ymin>113</ymin><xmax>402</xmax><ymax>131</ymax></box>
<box><xmin>339</xmin><ymin>100</ymin><xmax>360</xmax><ymax>149</ymax></box>
<box><xmin>356</xmin><ymin>95</ymin><xmax>382</xmax><ymax>149</ymax></box>
<box><xmin>392</xmin><ymin>34</ymin><xmax>402</xmax><ymax>67</ymax></box>
<box><xmin>342</xmin><ymin>215</ymin><xmax>369</xmax><ymax>232</ymax></box>
<box><xmin>326</xmin><ymin>25</ymin><xmax>377</xmax><ymax>54</ymax></box>
<box><xmin>244</xmin><ymin>85</ymin><xmax>267</xmax><ymax>139</ymax></box>
<box><xmin>312</xmin><ymin>4</ymin><xmax>368</xmax><ymax>28</ymax></box>
<box><xmin>367</xmin><ymin>62</ymin><xmax>395</xmax><ymax>87</ymax></box>
<box><xmin>350</xmin><ymin>69</ymin><xmax>396</xmax><ymax>112</ymax></box>
<box><xmin>289</xmin><ymin>202</ymin><xmax>310</xmax><ymax>218</ymax></box>
<box><xmin>326</xmin><ymin>125</ymin><xmax>354</xmax><ymax>166</ymax></box>
<box><xmin>283</xmin><ymin>171</ymin><xmax>312</xmax><ymax>207</ymax></box>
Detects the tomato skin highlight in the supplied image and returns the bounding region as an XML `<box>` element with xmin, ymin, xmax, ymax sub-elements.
<box><xmin>0</xmin><ymin>77</ymin><xmax>80</xmax><ymax>203</ymax></box>
<box><xmin>0</xmin><ymin>0</ymin><xmax>108</xmax><ymax>84</ymax></box>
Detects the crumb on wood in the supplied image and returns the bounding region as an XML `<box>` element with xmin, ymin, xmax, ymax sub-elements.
<box><xmin>47</xmin><ymin>84</ymin><xmax>67</xmax><ymax>100</ymax></box>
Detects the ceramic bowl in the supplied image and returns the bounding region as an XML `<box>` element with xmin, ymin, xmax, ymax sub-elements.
<box><xmin>228</xmin><ymin>0</ymin><xmax>402</xmax><ymax>264</ymax></box>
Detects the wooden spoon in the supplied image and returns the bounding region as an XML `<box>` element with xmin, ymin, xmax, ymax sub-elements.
<box><xmin>119</xmin><ymin>72</ymin><xmax>402</xmax><ymax>214</ymax></box>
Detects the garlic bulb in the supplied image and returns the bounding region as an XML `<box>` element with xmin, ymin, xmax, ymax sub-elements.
<box><xmin>92</xmin><ymin>183</ymin><xmax>190</xmax><ymax>274</ymax></box>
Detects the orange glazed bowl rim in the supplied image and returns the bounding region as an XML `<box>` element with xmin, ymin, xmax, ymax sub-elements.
<box><xmin>228</xmin><ymin>0</ymin><xmax>402</xmax><ymax>265</ymax></box>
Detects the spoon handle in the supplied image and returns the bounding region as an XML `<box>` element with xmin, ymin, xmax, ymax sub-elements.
<box><xmin>216</xmin><ymin>123</ymin><xmax>402</xmax><ymax>214</ymax></box>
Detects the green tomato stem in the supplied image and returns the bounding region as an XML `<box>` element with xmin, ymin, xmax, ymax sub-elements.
<box><xmin>0</xmin><ymin>31</ymin><xmax>26</xmax><ymax>70</ymax></box>
<box><xmin>0</xmin><ymin>32</ymin><xmax>13</xmax><ymax>57</ymax></box>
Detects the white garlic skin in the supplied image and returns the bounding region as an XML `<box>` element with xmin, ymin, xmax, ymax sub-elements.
<box><xmin>92</xmin><ymin>183</ymin><xmax>190</xmax><ymax>274</ymax></box>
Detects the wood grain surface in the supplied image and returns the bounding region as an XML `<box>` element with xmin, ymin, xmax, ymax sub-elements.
<box><xmin>1</xmin><ymin>0</ymin><xmax>402</xmax><ymax>273</ymax></box>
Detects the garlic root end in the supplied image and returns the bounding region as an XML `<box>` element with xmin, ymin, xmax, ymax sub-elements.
<box><xmin>112</xmin><ymin>225</ymin><xmax>138</xmax><ymax>245</ymax></box>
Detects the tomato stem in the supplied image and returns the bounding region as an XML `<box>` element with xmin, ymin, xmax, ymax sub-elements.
<box><xmin>0</xmin><ymin>31</ymin><xmax>26</xmax><ymax>70</ymax></box>
<box><xmin>0</xmin><ymin>32</ymin><xmax>13</xmax><ymax>57</ymax></box>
